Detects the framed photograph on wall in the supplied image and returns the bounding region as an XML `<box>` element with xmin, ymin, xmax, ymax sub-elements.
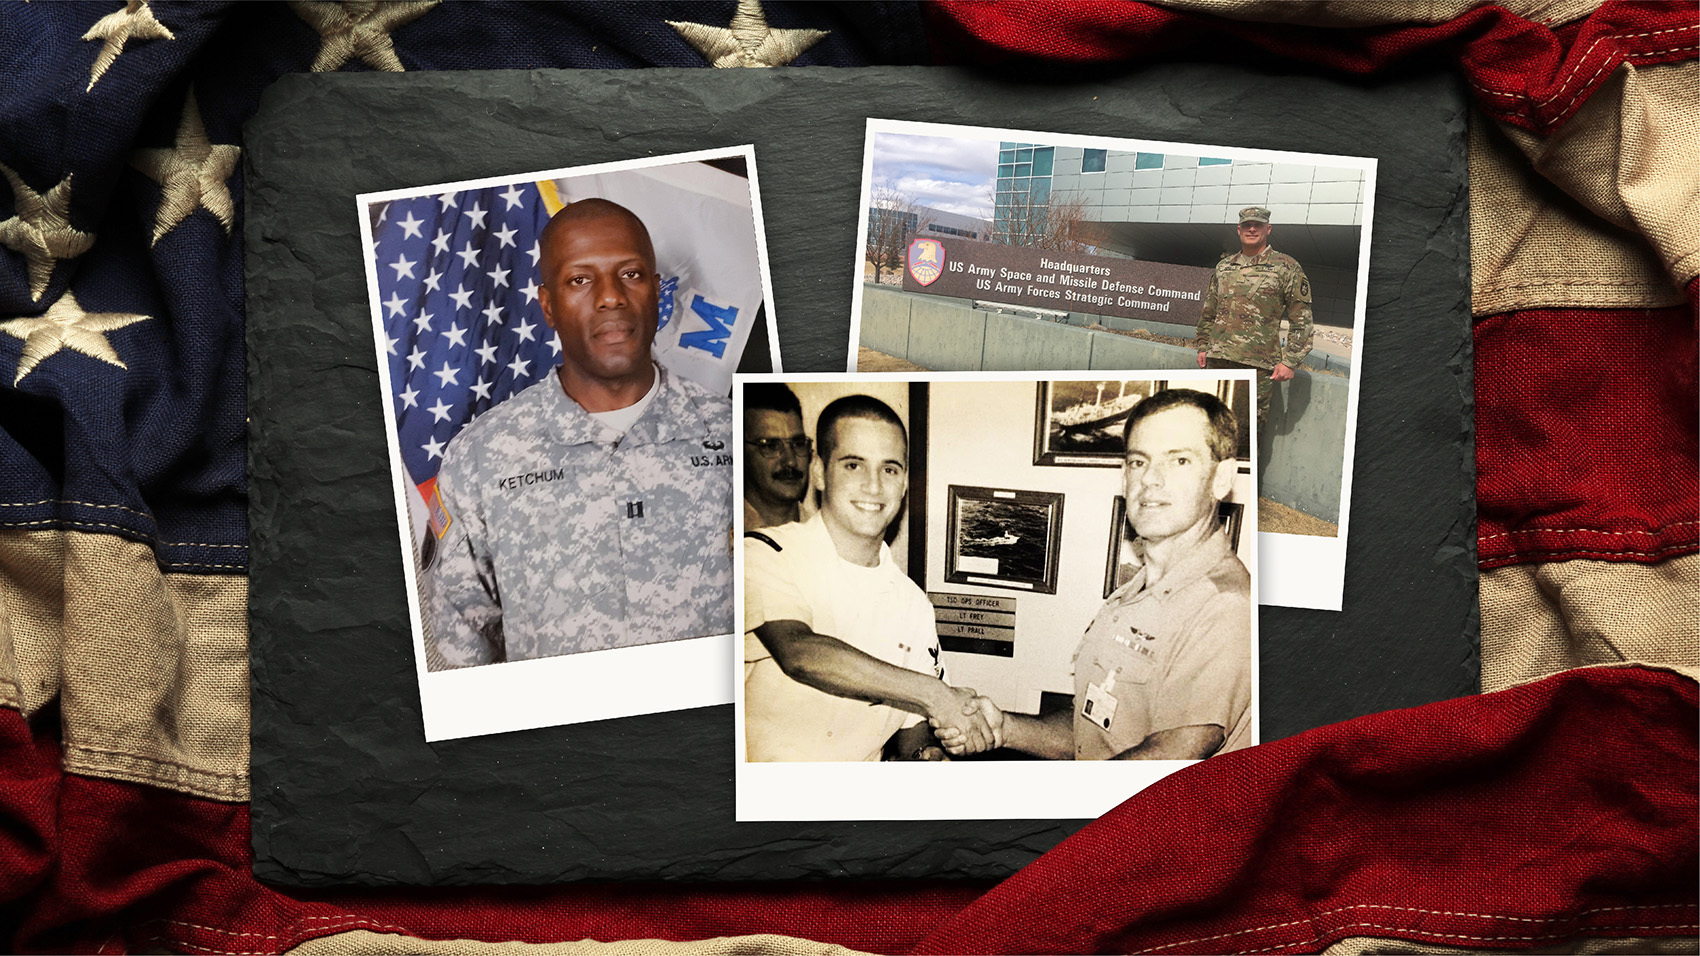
<box><xmin>1103</xmin><ymin>496</ymin><xmax>1246</xmax><ymax>598</ymax></box>
<box><xmin>1033</xmin><ymin>379</ymin><xmax>1157</xmax><ymax>467</ymax></box>
<box><xmin>944</xmin><ymin>485</ymin><xmax>1065</xmax><ymax>594</ymax></box>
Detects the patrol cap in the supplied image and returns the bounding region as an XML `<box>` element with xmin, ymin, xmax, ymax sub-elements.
<box><xmin>1238</xmin><ymin>206</ymin><xmax>1271</xmax><ymax>224</ymax></box>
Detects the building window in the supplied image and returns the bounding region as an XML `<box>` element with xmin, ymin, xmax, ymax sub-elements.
<box><xmin>1135</xmin><ymin>152</ymin><xmax>1163</xmax><ymax>170</ymax></box>
<box><xmin>1082</xmin><ymin>148</ymin><xmax>1107</xmax><ymax>173</ymax></box>
<box><xmin>1031</xmin><ymin>147</ymin><xmax>1054</xmax><ymax>176</ymax></box>
<box><xmin>1199</xmin><ymin>157</ymin><xmax>1232</xmax><ymax>166</ymax></box>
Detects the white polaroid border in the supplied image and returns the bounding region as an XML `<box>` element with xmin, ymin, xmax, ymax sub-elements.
<box><xmin>848</xmin><ymin>118</ymin><xmax>1376</xmax><ymax>612</ymax></box>
<box><xmin>733</xmin><ymin>369</ymin><xmax>1258</xmax><ymax>821</ymax></box>
<box><xmin>357</xmin><ymin>146</ymin><xmax>776</xmax><ymax>742</ymax></box>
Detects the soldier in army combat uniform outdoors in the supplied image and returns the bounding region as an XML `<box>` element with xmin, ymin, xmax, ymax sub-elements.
<box><xmin>428</xmin><ymin>198</ymin><xmax>734</xmax><ymax>667</ymax></box>
<box><xmin>1194</xmin><ymin>206</ymin><xmax>1315</xmax><ymax>430</ymax></box>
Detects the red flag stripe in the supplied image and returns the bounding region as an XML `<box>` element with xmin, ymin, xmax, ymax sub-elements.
<box><xmin>923</xmin><ymin>1</ymin><xmax>1698</xmax><ymax>134</ymax></box>
<box><xmin>911</xmin><ymin>665</ymin><xmax>1698</xmax><ymax>955</ymax></box>
<box><xmin>1476</xmin><ymin>304</ymin><xmax>1699</xmax><ymax>569</ymax></box>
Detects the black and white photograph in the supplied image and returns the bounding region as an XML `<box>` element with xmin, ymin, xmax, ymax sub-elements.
<box><xmin>734</xmin><ymin>371</ymin><xmax>1258</xmax><ymax>821</ymax></box>
<box><xmin>1107</xmin><ymin>499</ymin><xmax>1245</xmax><ymax>599</ymax></box>
<box><xmin>944</xmin><ymin>485</ymin><xmax>1065</xmax><ymax>594</ymax></box>
<box><xmin>1033</xmin><ymin>379</ymin><xmax>1158</xmax><ymax>466</ymax></box>
<box><xmin>358</xmin><ymin>147</ymin><xmax>778</xmax><ymax>741</ymax></box>
<box><xmin>848</xmin><ymin>119</ymin><xmax>1376</xmax><ymax>611</ymax></box>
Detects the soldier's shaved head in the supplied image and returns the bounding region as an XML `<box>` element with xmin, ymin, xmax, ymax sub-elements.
<box><xmin>540</xmin><ymin>198</ymin><xmax>656</xmax><ymax>273</ymax></box>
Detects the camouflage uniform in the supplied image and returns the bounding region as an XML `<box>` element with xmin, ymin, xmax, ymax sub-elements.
<box><xmin>1194</xmin><ymin>233</ymin><xmax>1314</xmax><ymax>425</ymax></box>
<box><xmin>429</xmin><ymin>364</ymin><xmax>734</xmax><ymax>667</ymax></box>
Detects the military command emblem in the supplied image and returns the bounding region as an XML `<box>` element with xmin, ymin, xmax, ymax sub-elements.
<box><xmin>906</xmin><ymin>238</ymin><xmax>945</xmax><ymax>286</ymax></box>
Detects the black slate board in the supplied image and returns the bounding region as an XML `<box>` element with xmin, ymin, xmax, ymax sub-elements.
<box><xmin>247</xmin><ymin>65</ymin><xmax>1476</xmax><ymax>886</ymax></box>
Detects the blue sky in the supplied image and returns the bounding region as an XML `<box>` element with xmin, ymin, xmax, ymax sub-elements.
<box><xmin>868</xmin><ymin>132</ymin><xmax>999</xmax><ymax>220</ymax></box>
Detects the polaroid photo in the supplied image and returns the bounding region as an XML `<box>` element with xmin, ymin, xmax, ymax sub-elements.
<box><xmin>848</xmin><ymin>119</ymin><xmax>1376</xmax><ymax>612</ymax></box>
<box><xmin>357</xmin><ymin>147</ymin><xmax>779</xmax><ymax>742</ymax></box>
<box><xmin>734</xmin><ymin>370</ymin><xmax>1258</xmax><ymax>821</ymax></box>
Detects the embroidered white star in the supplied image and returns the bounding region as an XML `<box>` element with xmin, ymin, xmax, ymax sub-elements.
<box><xmin>82</xmin><ymin>0</ymin><xmax>177</xmax><ymax>92</ymax></box>
<box><xmin>463</xmin><ymin>203</ymin><xmax>487</xmax><ymax>230</ymax></box>
<box><xmin>389</xmin><ymin>253</ymin><xmax>416</xmax><ymax>280</ymax></box>
<box><xmin>437</xmin><ymin>192</ymin><xmax>457</xmax><ymax>210</ymax></box>
<box><xmin>513</xmin><ymin>317</ymin><xmax>538</xmax><ymax>343</ymax></box>
<box><xmin>395</xmin><ymin>210</ymin><xmax>424</xmax><ymax>239</ymax></box>
<box><xmin>422</xmin><ymin>436</ymin><xmax>446</xmax><ymax>460</ymax></box>
<box><xmin>430</xmin><ymin>228</ymin><xmax>451</xmax><ymax>255</ymax></box>
<box><xmin>474</xmin><ymin>342</ymin><xmax>499</xmax><ymax>365</ymax></box>
<box><xmin>471</xmin><ymin>376</ymin><xmax>493</xmax><ymax>400</ymax></box>
<box><xmin>291</xmin><ymin>0</ymin><xmax>437</xmax><ymax>73</ymax></box>
<box><xmin>448</xmin><ymin>286</ymin><xmax>475</xmax><ymax>311</ymax></box>
<box><xmin>412</xmin><ymin>310</ymin><xmax>432</xmax><ymax>334</ymax></box>
<box><xmin>667</xmin><ymin>0</ymin><xmax>827</xmax><ymax>68</ymax></box>
<box><xmin>481</xmin><ymin>302</ymin><xmax>504</xmax><ymax>325</ymax></box>
<box><xmin>0</xmin><ymin>164</ymin><xmax>96</xmax><ymax>302</ymax></box>
<box><xmin>455</xmin><ymin>241</ymin><xmax>480</xmax><ymax>269</ymax></box>
<box><xmin>398</xmin><ymin>384</ymin><xmax>420</xmax><ymax>409</ymax></box>
<box><xmin>129</xmin><ymin>90</ymin><xmax>240</xmax><ymax>246</ymax></box>
<box><xmin>443</xmin><ymin>322</ymin><xmax>467</xmax><ymax>347</ymax></box>
<box><xmin>0</xmin><ymin>289</ymin><xmax>149</xmax><ymax>386</ymax></box>
<box><xmin>487</xmin><ymin>264</ymin><xmax>510</xmax><ymax>288</ymax></box>
<box><xmin>427</xmin><ymin>398</ymin><xmax>453</xmax><ymax>423</ymax></box>
<box><xmin>406</xmin><ymin>346</ymin><xmax>426</xmax><ymax>371</ymax></box>
<box><xmin>384</xmin><ymin>292</ymin><xmax>407</xmax><ymax>317</ymax></box>
<box><xmin>423</xmin><ymin>268</ymin><xmax>443</xmax><ymax>292</ymax></box>
<box><xmin>506</xmin><ymin>355</ymin><xmax>530</xmax><ymax>379</ymax></box>
<box><xmin>527</xmin><ymin>240</ymin><xmax>541</xmax><ymax>267</ymax></box>
<box><xmin>433</xmin><ymin>360</ymin><xmax>460</xmax><ymax>387</ymax></box>
<box><xmin>385</xmin><ymin>334</ymin><xmax>398</xmax><ymax>355</ymax></box>
<box><xmin>549</xmin><ymin>334</ymin><xmax>562</xmax><ymax>356</ymax></box>
<box><xmin>499</xmin><ymin>183</ymin><xmax>526</xmax><ymax>210</ymax></box>
<box><xmin>520</xmin><ymin>278</ymin><xmax>540</xmax><ymax>304</ymax></box>
<box><xmin>492</xmin><ymin>223</ymin><xmax>518</xmax><ymax>249</ymax></box>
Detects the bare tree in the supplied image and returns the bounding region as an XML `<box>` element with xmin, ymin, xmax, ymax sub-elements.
<box><xmin>994</xmin><ymin>189</ymin><xmax>1106</xmax><ymax>253</ymax></box>
<box><xmin>865</xmin><ymin>184</ymin><xmax>932</xmax><ymax>284</ymax></box>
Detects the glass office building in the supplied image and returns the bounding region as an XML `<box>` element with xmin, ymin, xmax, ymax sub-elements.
<box><xmin>992</xmin><ymin>144</ymin><xmax>1365</xmax><ymax>328</ymax></box>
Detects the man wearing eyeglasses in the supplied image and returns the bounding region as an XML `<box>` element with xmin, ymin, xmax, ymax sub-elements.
<box><xmin>742</xmin><ymin>383</ymin><xmax>811</xmax><ymax>531</ymax></box>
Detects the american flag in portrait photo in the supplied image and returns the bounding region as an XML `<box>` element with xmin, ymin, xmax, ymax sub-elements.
<box><xmin>369</xmin><ymin>180</ymin><xmax>556</xmax><ymax>531</ymax></box>
<box><xmin>364</xmin><ymin>156</ymin><xmax>771</xmax><ymax>547</ymax></box>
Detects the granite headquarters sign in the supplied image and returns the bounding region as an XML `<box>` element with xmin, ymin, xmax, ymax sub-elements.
<box><xmin>902</xmin><ymin>236</ymin><xmax>1214</xmax><ymax>324</ymax></box>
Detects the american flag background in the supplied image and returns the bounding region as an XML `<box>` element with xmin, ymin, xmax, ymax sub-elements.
<box><xmin>0</xmin><ymin>1</ymin><xmax>1691</xmax><ymax>954</ymax></box>
<box><xmin>361</xmin><ymin>155</ymin><xmax>771</xmax><ymax>549</ymax></box>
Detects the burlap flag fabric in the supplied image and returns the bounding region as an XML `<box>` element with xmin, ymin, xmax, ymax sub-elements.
<box><xmin>0</xmin><ymin>1</ymin><xmax>1693</xmax><ymax>954</ymax></box>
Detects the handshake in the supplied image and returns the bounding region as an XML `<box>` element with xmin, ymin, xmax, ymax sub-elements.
<box><xmin>926</xmin><ymin>685</ymin><xmax>1006</xmax><ymax>758</ymax></box>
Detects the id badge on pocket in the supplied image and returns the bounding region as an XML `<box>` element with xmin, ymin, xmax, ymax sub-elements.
<box><xmin>1081</xmin><ymin>680</ymin><xmax>1119</xmax><ymax>731</ymax></box>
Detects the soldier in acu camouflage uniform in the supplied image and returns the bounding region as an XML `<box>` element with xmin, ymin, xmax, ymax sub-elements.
<box><xmin>429</xmin><ymin>199</ymin><xmax>733</xmax><ymax>667</ymax></box>
<box><xmin>1194</xmin><ymin>206</ymin><xmax>1314</xmax><ymax>427</ymax></box>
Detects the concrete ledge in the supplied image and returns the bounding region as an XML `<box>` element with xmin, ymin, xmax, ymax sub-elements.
<box><xmin>1263</xmin><ymin>370</ymin><xmax>1348</xmax><ymax>523</ymax></box>
<box><xmin>982</xmin><ymin>312</ymin><xmax>1094</xmax><ymax>370</ymax></box>
<box><xmin>906</xmin><ymin>296</ymin><xmax>987</xmax><ymax>370</ymax></box>
<box><xmin>1301</xmin><ymin>350</ymin><xmax>1351</xmax><ymax>376</ymax></box>
<box><xmin>1092</xmin><ymin>314</ymin><xmax>1199</xmax><ymax>341</ymax></box>
<box><xmin>857</xmin><ymin>284</ymin><xmax>1349</xmax><ymax>524</ymax></box>
<box><xmin>858</xmin><ymin>285</ymin><xmax>912</xmax><ymax>356</ymax></box>
<box><xmin>1086</xmin><ymin>331</ymin><xmax>1195</xmax><ymax>371</ymax></box>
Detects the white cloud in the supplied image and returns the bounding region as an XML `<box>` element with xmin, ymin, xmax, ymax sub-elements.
<box><xmin>868</xmin><ymin>133</ymin><xmax>1001</xmax><ymax>219</ymax></box>
<box><xmin>870</xmin><ymin>133</ymin><xmax>998</xmax><ymax>176</ymax></box>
